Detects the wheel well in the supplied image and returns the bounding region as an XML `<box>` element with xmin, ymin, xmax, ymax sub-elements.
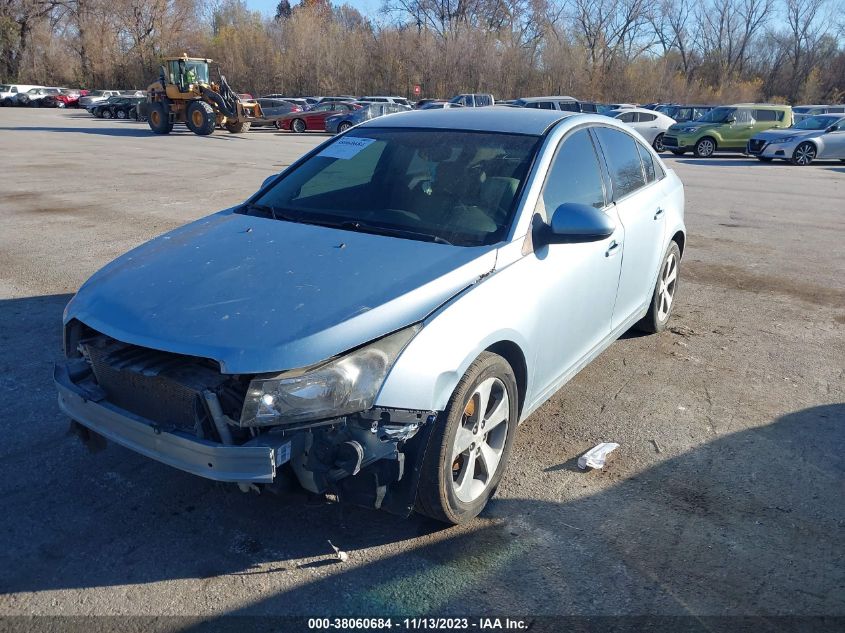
<box><xmin>485</xmin><ymin>341</ymin><xmax>527</xmax><ymax>417</ymax></box>
<box><xmin>672</xmin><ymin>231</ymin><xmax>685</xmax><ymax>257</ymax></box>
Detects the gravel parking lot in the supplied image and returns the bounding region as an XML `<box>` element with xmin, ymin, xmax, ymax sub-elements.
<box><xmin>0</xmin><ymin>109</ymin><xmax>843</xmax><ymax>624</ymax></box>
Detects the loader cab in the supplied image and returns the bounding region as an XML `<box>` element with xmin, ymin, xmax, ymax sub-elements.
<box><xmin>166</xmin><ymin>58</ymin><xmax>210</xmax><ymax>93</ymax></box>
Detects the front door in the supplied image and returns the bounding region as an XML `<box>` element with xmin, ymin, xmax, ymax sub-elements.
<box><xmin>529</xmin><ymin>127</ymin><xmax>623</xmax><ymax>398</ymax></box>
<box><xmin>721</xmin><ymin>108</ymin><xmax>756</xmax><ymax>148</ymax></box>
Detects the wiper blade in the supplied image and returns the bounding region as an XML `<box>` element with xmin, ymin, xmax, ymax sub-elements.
<box><xmin>242</xmin><ymin>202</ymin><xmax>298</xmax><ymax>222</ymax></box>
<box><xmin>338</xmin><ymin>220</ymin><xmax>453</xmax><ymax>245</ymax></box>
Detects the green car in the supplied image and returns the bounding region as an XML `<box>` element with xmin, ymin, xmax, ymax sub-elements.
<box><xmin>663</xmin><ymin>104</ymin><xmax>793</xmax><ymax>158</ymax></box>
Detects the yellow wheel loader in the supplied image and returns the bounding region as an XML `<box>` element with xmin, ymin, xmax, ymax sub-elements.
<box><xmin>146</xmin><ymin>56</ymin><xmax>263</xmax><ymax>136</ymax></box>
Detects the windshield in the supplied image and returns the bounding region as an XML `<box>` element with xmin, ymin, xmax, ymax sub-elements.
<box><xmin>696</xmin><ymin>107</ymin><xmax>736</xmax><ymax>123</ymax></box>
<box><xmin>185</xmin><ymin>60</ymin><xmax>209</xmax><ymax>83</ymax></box>
<box><xmin>247</xmin><ymin>128</ymin><xmax>541</xmax><ymax>246</ymax></box>
<box><xmin>793</xmin><ymin>115</ymin><xmax>839</xmax><ymax>130</ymax></box>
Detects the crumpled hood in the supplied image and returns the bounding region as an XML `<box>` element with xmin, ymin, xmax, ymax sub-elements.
<box><xmin>751</xmin><ymin>128</ymin><xmax>814</xmax><ymax>141</ymax></box>
<box><xmin>66</xmin><ymin>209</ymin><xmax>497</xmax><ymax>374</ymax></box>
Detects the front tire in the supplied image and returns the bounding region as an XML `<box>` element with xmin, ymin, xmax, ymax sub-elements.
<box><xmin>636</xmin><ymin>241</ymin><xmax>681</xmax><ymax>334</ymax></box>
<box><xmin>291</xmin><ymin>118</ymin><xmax>306</xmax><ymax>133</ymax></box>
<box><xmin>415</xmin><ymin>352</ymin><xmax>518</xmax><ymax>525</ymax></box>
<box><xmin>186</xmin><ymin>101</ymin><xmax>216</xmax><ymax>135</ymax></box>
<box><xmin>694</xmin><ymin>137</ymin><xmax>716</xmax><ymax>158</ymax></box>
<box><xmin>791</xmin><ymin>142</ymin><xmax>816</xmax><ymax>166</ymax></box>
<box><xmin>224</xmin><ymin>120</ymin><xmax>251</xmax><ymax>133</ymax></box>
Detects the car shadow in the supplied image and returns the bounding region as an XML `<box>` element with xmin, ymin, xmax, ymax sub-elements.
<box><xmin>672</xmin><ymin>158</ymin><xmax>764</xmax><ymax>167</ymax></box>
<box><xmin>0</xmin><ymin>125</ymin><xmax>155</xmax><ymax>138</ymax></box>
<box><xmin>0</xmin><ymin>294</ymin><xmax>842</xmax><ymax>617</ymax></box>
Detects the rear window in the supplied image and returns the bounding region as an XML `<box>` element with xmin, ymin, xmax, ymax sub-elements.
<box><xmin>637</xmin><ymin>113</ymin><xmax>657</xmax><ymax>122</ymax></box>
<box><xmin>754</xmin><ymin>109</ymin><xmax>780</xmax><ymax>122</ymax></box>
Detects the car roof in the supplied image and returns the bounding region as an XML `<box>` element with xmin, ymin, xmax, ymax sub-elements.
<box><xmin>730</xmin><ymin>103</ymin><xmax>791</xmax><ymax>108</ymax></box>
<box><xmin>517</xmin><ymin>96</ymin><xmax>578</xmax><ymax>102</ymax></box>
<box><xmin>360</xmin><ymin>106</ymin><xmax>575</xmax><ymax>135</ymax></box>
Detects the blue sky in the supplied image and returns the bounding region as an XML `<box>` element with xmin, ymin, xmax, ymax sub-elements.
<box><xmin>245</xmin><ymin>0</ymin><xmax>381</xmax><ymax>18</ymax></box>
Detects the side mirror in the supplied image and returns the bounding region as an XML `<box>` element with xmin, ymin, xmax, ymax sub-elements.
<box><xmin>260</xmin><ymin>175</ymin><xmax>277</xmax><ymax>190</ymax></box>
<box><xmin>543</xmin><ymin>203</ymin><xmax>616</xmax><ymax>245</ymax></box>
<box><xmin>825</xmin><ymin>125</ymin><xmax>837</xmax><ymax>133</ymax></box>
<box><xmin>726</xmin><ymin>117</ymin><xmax>736</xmax><ymax>124</ymax></box>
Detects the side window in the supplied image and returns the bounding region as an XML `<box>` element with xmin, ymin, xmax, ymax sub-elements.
<box><xmin>754</xmin><ymin>109</ymin><xmax>778</xmax><ymax>122</ymax></box>
<box><xmin>617</xmin><ymin>112</ymin><xmax>636</xmax><ymax>123</ymax></box>
<box><xmin>638</xmin><ymin>113</ymin><xmax>657</xmax><ymax>123</ymax></box>
<box><xmin>636</xmin><ymin>142</ymin><xmax>656</xmax><ymax>183</ymax></box>
<box><xmin>538</xmin><ymin>101</ymin><xmax>555</xmax><ymax>110</ymax></box>
<box><xmin>559</xmin><ymin>101</ymin><xmax>579</xmax><ymax>112</ymax></box>
<box><xmin>525</xmin><ymin>102</ymin><xmax>539</xmax><ymax>109</ymax></box>
<box><xmin>536</xmin><ymin>128</ymin><xmax>606</xmax><ymax>221</ymax></box>
<box><xmin>594</xmin><ymin>127</ymin><xmax>646</xmax><ymax>200</ymax></box>
<box><xmin>735</xmin><ymin>109</ymin><xmax>754</xmax><ymax>124</ymax></box>
<box><xmin>581</xmin><ymin>103</ymin><xmax>597</xmax><ymax>113</ymax></box>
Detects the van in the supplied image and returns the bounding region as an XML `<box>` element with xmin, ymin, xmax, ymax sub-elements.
<box><xmin>0</xmin><ymin>84</ymin><xmax>43</xmax><ymax>107</ymax></box>
<box><xmin>513</xmin><ymin>96</ymin><xmax>599</xmax><ymax>113</ymax></box>
<box><xmin>663</xmin><ymin>104</ymin><xmax>792</xmax><ymax>157</ymax></box>
<box><xmin>449</xmin><ymin>93</ymin><xmax>495</xmax><ymax>107</ymax></box>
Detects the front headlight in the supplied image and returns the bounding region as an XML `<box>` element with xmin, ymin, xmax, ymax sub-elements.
<box><xmin>772</xmin><ymin>136</ymin><xmax>797</xmax><ymax>143</ymax></box>
<box><xmin>239</xmin><ymin>325</ymin><xmax>421</xmax><ymax>427</ymax></box>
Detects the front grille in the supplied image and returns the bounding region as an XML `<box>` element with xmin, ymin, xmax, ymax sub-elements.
<box><xmin>663</xmin><ymin>136</ymin><xmax>679</xmax><ymax>147</ymax></box>
<box><xmin>747</xmin><ymin>139</ymin><xmax>766</xmax><ymax>154</ymax></box>
<box><xmin>82</xmin><ymin>337</ymin><xmax>245</xmax><ymax>434</ymax></box>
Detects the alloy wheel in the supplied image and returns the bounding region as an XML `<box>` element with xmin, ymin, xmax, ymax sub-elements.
<box><xmin>696</xmin><ymin>138</ymin><xmax>715</xmax><ymax>158</ymax></box>
<box><xmin>792</xmin><ymin>143</ymin><xmax>816</xmax><ymax>166</ymax></box>
<box><xmin>657</xmin><ymin>252</ymin><xmax>678</xmax><ymax>321</ymax></box>
<box><xmin>653</xmin><ymin>133</ymin><xmax>665</xmax><ymax>152</ymax></box>
<box><xmin>450</xmin><ymin>377</ymin><xmax>510</xmax><ymax>503</ymax></box>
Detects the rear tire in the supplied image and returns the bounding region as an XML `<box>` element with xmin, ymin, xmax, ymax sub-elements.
<box><xmin>148</xmin><ymin>102</ymin><xmax>173</xmax><ymax>135</ymax></box>
<box><xmin>291</xmin><ymin>118</ymin><xmax>306</xmax><ymax>133</ymax></box>
<box><xmin>652</xmin><ymin>133</ymin><xmax>665</xmax><ymax>152</ymax></box>
<box><xmin>338</xmin><ymin>121</ymin><xmax>352</xmax><ymax>133</ymax></box>
<box><xmin>694</xmin><ymin>137</ymin><xmax>716</xmax><ymax>158</ymax></box>
<box><xmin>186</xmin><ymin>101</ymin><xmax>216</xmax><ymax>135</ymax></box>
<box><xmin>415</xmin><ymin>352</ymin><xmax>518</xmax><ymax>525</ymax></box>
<box><xmin>636</xmin><ymin>241</ymin><xmax>681</xmax><ymax>334</ymax></box>
<box><xmin>116</xmin><ymin>109</ymin><xmax>127</xmax><ymax>120</ymax></box>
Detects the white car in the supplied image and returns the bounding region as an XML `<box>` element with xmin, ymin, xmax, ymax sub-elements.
<box><xmin>0</xmin><ymin>84</ymin><xmax>43</xmax><ymax>106</ymax></box>
<box><xmin>606</xmin><ymin>107</ymin><xmax>677</xmax><ymax>152</ymax></box>
<box><xmin>15</xmin><ymin>87</ymin><xmax>63</xmax><ymax>106</ymax></box>
<box><xmin>78</xmin><ymin>90</ymin><xmax>123</xmax><ymax>109</ymax></box>
<box><xmin>360</xmin><ymin>96</ymin><xmax>412</xmax><ymax>107</ymax></box>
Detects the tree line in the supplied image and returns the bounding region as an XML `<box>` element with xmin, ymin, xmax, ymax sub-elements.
<box><xmin>2</xmin><ymin>0</ymin><xmax>843</xmax><ymax>104</ymax></box>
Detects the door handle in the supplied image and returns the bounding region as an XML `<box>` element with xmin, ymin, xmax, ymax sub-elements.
<box><xmin>654</xmin><ymin>207</ymin><xmax>665</xmax><ymax>220</ymax></box>
<box><xmin>605</xmin><ymin>240</ymin><xmax>622</xmax><ymax>257</ymax></box>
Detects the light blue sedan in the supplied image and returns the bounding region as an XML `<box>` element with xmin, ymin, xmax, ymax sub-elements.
<box><xmin>56</xmin><ymin>108</ymin><xmax>685</xmax><ymax>524</ymax></box>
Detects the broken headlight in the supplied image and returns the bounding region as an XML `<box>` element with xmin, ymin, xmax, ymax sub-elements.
<box><xmin>239</xmin><ymin>325</ymin><xmax>420</xmax><ymax>427</ymax></box>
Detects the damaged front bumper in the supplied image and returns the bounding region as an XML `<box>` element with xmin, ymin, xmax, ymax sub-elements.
<box><xmin>55</xmin><ymin>361</ymin><xmax>290</xmax><ymax>483</ymax></box>
<box><xmin>55</xmin><ymin>358</ymin><xmax>438</xmax><ymax>514</ymax></box>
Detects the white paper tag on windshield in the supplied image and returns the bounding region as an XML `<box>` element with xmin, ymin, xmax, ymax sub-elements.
<box><xmin>318</xmin><ymin>137</ymin><xmax>376</xmax><ymax>159</ymax></box>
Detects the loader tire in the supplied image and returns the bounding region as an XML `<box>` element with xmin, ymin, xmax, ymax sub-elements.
<box><xmin>148</xmin><ymin>102</ymin><xmax>173</xmax><ymax>135</ymax></box>
<box><xmin>225</xmin><ymin>121</ymin><xmax>251</xmax><ymax>134</ymax></box>
<box><xmin>186</xmin><ymin>101</ymin><xmax>216</xmax><ymax>136</ymax></box>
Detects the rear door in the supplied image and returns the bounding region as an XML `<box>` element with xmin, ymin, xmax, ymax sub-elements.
<box><xmin>593</xmin><ymin>127</ymin><xmax>667</xmax><ymax>329</ymax></box>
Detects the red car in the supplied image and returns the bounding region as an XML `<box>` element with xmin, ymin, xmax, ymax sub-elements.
<box><xmin>42</xmin><ymin>90</ymin><xmax>88</xmax><ymax>108</ymax></box>
<box><xmin>276</xmin><ymin>102</ymin><xmax>361</xmax><ymax>132</ymax></box>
